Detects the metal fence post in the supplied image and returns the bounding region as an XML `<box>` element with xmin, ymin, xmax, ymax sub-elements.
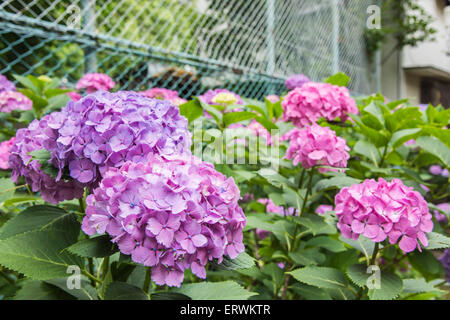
<box><xmin>82</xmin><ymin>0</ymin><xmax>97</xmax><ymax>73</ymax></box>
<box><xmin>331</xmin><ymin>0</ymin><xmax>339</xmax><ymax>74</ymax></box>
<box><xmin>266</xmin><ymin>0</ymin><xmax>276</xmax><ymax>94</ymax></box>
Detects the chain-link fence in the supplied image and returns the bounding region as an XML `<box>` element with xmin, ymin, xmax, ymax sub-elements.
<box><xmin>0</xmin><ymin>0</ymin><xmax>375</xmax><ymax>99</ymax></box>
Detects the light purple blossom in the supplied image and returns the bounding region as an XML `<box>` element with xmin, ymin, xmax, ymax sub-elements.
<box><xmin>82</xmin><ymin>155</ymin><xmax>246</xmax><ymax>287</ymax></box>
<box><xmin>285</xmin><ymin>74</ymin><xmax>310</xmax><ymax>90</ymax></box>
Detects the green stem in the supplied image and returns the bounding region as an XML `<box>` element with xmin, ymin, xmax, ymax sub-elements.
<box><xmin>143</xmin><ymin>267</ymin><xmax>152</xmax><ymax>294</ymax></box>
<box><xmin>300</xmin><ymin>168</ymin><xmax>315</xmax><ymax>217</ymax></box>
<box><xmin>82</xmin><ymin>270</ymin><xmax>102</xmax><ymax>284</ymax></box>
<box><xmin>101</xmin><ymin>256</ymin><xmax>110</xmax><ymax>281</ymax></box>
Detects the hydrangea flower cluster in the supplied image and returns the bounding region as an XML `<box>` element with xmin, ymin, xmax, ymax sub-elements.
<box><xmin>0</xmin><ymin>137</ymin><xmax>16</xmax><ymax>170</ymax></box>
<box><xmin>282</xmin><ymin>124</ymin><xmax>350</xmax><ymax>172</ymax></box>
<box><xmin>9</xmin><ymin>116</ymin><xmax>85</xmax><ymax>204</ymax></box>
<box><xmin>198</xmin><ymin>89</ymin><xmax>243</xmax><ymax>107</ymax></box>
<box><xmin>439</xmin><ymin>249</ymin><xmax>450</xmax><ymax>283</ymax></box>
<box><xmin>285</xmin><ymin>74</ymin><xmax>310</xmax><ymax>90</ymax></box>
<box><xmin>335</xmin><ymin>178</ymin><xmax>433</xmax><ymax>253</ymax></box>
<box><xmin>140</xmin><ymin>88</ymin><xmax>186</xmax><ymax>106</ymax></box>
<box><xmin>82</xmin><ymin>155</ymin><xmax>246</xmax><ymax>287</ymax></box>
<box><xmin>0</xmin><ymin>74</ymin><xmax>16</xmax><ymax>93</ymax></box>
<box><xmin>282</xmin><ymin>82</ymin><xmax>357</xmax><ymax>127</ymax></box>
<box><xmin>0</xmin><ymin>91</ymin><xmax>32</xmax><ymax>113</ymax></box>
<box><xmin>45</xmin><ymin>91</ymin><xmax>192</xmax><ymax>188</ymax></box>
<box><xmin>76</xmin><ymin>73</ymin><xmax>115</xmax><ymax>93</ymax></box>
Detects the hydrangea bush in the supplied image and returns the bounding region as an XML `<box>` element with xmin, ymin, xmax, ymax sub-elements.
<box><xmin>0</xmin><ymin>71</ymin><xmax>448</xmax><ymax>301</ymax></box>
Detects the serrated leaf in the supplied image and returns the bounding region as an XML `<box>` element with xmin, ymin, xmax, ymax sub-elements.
<box><xmin>294</xmin><ymin>214</ymin><xmax>336</xmax><ymax>236</ymax></box>
<box><xmin>151</xmin><ymin>292</ymin><xmax>191</xmax><ymax>300</ymax></box>
<box><xmin>174</xmin><ymin>281</ymin><xmax>257</xmax><ymax>300</ymax></box>
<box><xmin>0</xmin><ymin>227</ymin><xmax>83</xmax><ymax>280</ymax></box>
<box><xmin>45</xmin><ymin>278</ymin><xmax>98</xmax><ymax>300</ymax></box>
<box><xmin>367</xmin><ymin>271</ymin><xmax>402</xmax><ymax>300</ymax></box>
<box><xmin>289</xmin><ymin>266</ymin><xmax>347</xmax><ymax>289</ymax></box>
<box><xmin>104</xmin><ymin>282</ymin><xmax>148</xmax><ymax>300</ymax></box>
<box><xmin>218</xmin><ymin>252</ymin><xmax>255</xmax><ymax>270</ymax></box>
<box><xmin>65</xmin><ymin>235</ymin><xmax>117</xmax><ymax>258</ymax></box>
<box><xmin>346</xmin><ymin>264</ymin><xmax>369</xmax><ymax>288</ymax></box>
<box><xmin>425</xmin><ymin>232</ymin><xmax>450</xmax><ymax>250</ymax></box>
<box><xmin>291</xmin><ymin>283</ymin><xmax>332</xmax><ymax>300</ymax></box>
<box><xmin>223</xmin><ymin>111</ymin><xmax>256</xmax><ymax>127</ymax></box>
<box><xmin>390</xmin><ymin>128</ymin><xmax>421</xmax><ymax>148</ymax></box>
<box><xmin>0</xmin><ymin>205</ymin><xmax>70</xmax><ymax>240</ymax></box>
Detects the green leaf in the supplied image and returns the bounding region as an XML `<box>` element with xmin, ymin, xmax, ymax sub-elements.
<box><xmin>408</xmin><ymin>251</ymin><xmax>444</xmax><ymax>280</ymax></box>
<box><xmin>45</xmin><ymin>278</ymin><xmax>98</xmax><ymax>300</ymax></box>
<box><xmin>0</xmin><ymin>178</ymin><xmax>15</xmax><ymax>204</ymax></box>
<box><xmin>0</xmin><ymin>205</ymin><xmax>70</xmax><ymax>240</ymax></box>
<box><xmin>0</xmin><ymin>223</ymin><xmax>83</xmax><ymax>280</ymax></box>
<box><xmin>43</xmin><ymin>88</ymin><xmax>72</xmax><ymax>99</ymax></box>
<box><xmin>151</xmin><ymin>292</ymin><xmax>191</xmax><ymax>300</ymax></box>
<box><xmin>44</xmin><ymin>94</ymin><xmax>70</xmax><ymax>114</ymax></box>
<box><xmin>174</xmin><ymin>281</ymin><xmax>257</xmax><ymax>300</ymax></box>
<box><xmin>314</xmin><ymin>176</ymin><xmax>361</xmax><ymax>191</ymax></box>
<box><xmin>367</xmin><ymin>271</ymin><xmax>402</xmax><ymax>300</ymax></box>
<box><xmin>14</xmin><ymin>280</ymin><xmax>77</xmax><ymax>300</ymax></box>
<box><xmin>390</xmin><ymin>128</ymin><xmax>421</xmax><ymax>148</ymax></box>
<box><xmin>364</xmin><ymin>102</ymin><xmax>385</xmax><ymax>127</ymax></box>
<box><xmin>353</xmin><ymin>141</ymin><xmax>380</xmax><ymax>165</ymax></box>
<box><xmin>294</xmin><ymin>214</ymin><xmax>336</xmax><ymax>236</ymax></box>
<box><xmin>179</xmin><ymin>99</ymin><xmax>203</xmax><ymax>123</ymax></box>
<box><xmin>257</xmin><ymin>168</ymin><xmax>295</xmax><ymax>189</ymax></box>
<box><xmin>104</xmin><ymin>282</ymin><xmax>148</xmax><ymax>300</ymax></box>
<box><xmin>305</xmin><ymin>236</ymin><xmax>346</xmax><ymax>253</ymax></box>
<box><xmin>425</xmin><ymin>232</ymin><xmax>450</xmax><ymax>250</ymax></box>
<box><xmin>386</xmin><ymin>99</ymin><xmax>408</xmax><ymax>110</ymax></box>
<box><xmin>339</xmin><ymin>236</ymin><xmax>375</xmax><ymax>261</ymax></box>
<box><xmin>13</xmin><ymin>75</ymin><xmax>40</xmax><ymax>94</ymax></box>
<box><xmin>289</xmin><ymin>266</ymin><xmax>348</xmax><ymax>289</ymax></box>
<box><xmin>346</xmin><ymin>264</ymin><xmax>369</xmax><ymax>288</ymax></box>
<box><xmin>291</xmin><ymin>283</ymin><xmax>332</xmax><ymax>300</ymax></box>
<box><xmin>65</xmin><ymin>235</ymin><xmax>117</xmax><ymax>258</ymax></box>
<box><xmin>254</xmin><ymin>116</ymin><xmax>278</xmax><ymax>132</ymax></box>
<box><xmin>218</xmin><ymin>252</ymin><xmax>256</xmax><ymax>270</ymax></box>
<box><xmin>402</xmin><ymin>278</ymin><xmax>444</xmax><ymax>295</ymax></box>
<box><xmin>324</xmin><ymin>72</ymin><xmax>350</xmax><ymax>87</ymax></box>
<box><xmin>416</xmin><ymin>136</ymin><xmax>450</xmax><ymax>168</ymax></box>
<box><xmin>350</xmin><ymin>114</ymin><xmax>389</xmax><ymax>147</ymax></box>
<box><xmin>223</xmin><ymin>111</ymin><xmax>256</xmax><ymax>127</ymax></box>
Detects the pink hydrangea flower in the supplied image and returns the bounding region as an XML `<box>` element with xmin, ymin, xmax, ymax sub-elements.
<box><xmin>282</xmin><ymin>82</ymin><xmax>357</xmax><ymax>127</ymax></box>
<box><xmin>0</xmin><ymin>74</ymin><xmax>16</xmax><ymax>93</ymax></box>
<box><xmin>82</xmin><ymin>154</ymin><xmax>245</xmax><ymax>287</ymax></box>
<box><xmin>248</xmin><ymin>120</ymin><xmax>272</xmax><ymax>145</ymax></box>
<box><xmin>335</xmin><ymin>178</ymin><xmax>433</xmax><ymax>253</ymax></box>
<box><xmin>282</xmin><ymin>124</ymin><xmax>350</xmax><ymax>173</ymax></box>
<box><xmin>0</xmin><ymin>91</ymin><xmax>32</xmax><ymax>112</ymax></box>
<box><xmin>315</xmin><ymin>204</ymin><xmax>333</xmax><ymax>215</ymax></box>
<box><xmin>76</xmin><ymin>73</ymin><xmax>115</xmax><ymax>93</ymax></box>
<box><xmin>0</xmin><ymin>137</ymin><xmax>16</xmax><ymax>169</ymax></box>
<box><xmin>140</xmin><ymin>88</ymin><xmax>186</xmax><ymax>106</ymax></box>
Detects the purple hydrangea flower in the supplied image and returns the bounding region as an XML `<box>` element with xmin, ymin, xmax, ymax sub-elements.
<box><xmin>0</xmin><ymin>74</ymin><xmax>16</xmax><ymax>93</ymax></box>
<box><xmin>439</xmin><ymin>249</ymin><xmax>450</xmax><ymax>283</ymax></box>
<box><xmin>82</xmin><ymin>154</ymin><xmax>246</xmax><ymax>287</ymax></box>
<box><xmin>285</xmin><ymin>74</ymin><xmax>310</xmax><ymax>90</ymax></box>
<box><xmin>46</xmin><ymin>90</ymin><xmax>192</xmax><ymax>190</ymax></box>
<box><xmin>8</xmin><ymin>116</ymin><xmax>85</xmax><ymax>204</ymax></box>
